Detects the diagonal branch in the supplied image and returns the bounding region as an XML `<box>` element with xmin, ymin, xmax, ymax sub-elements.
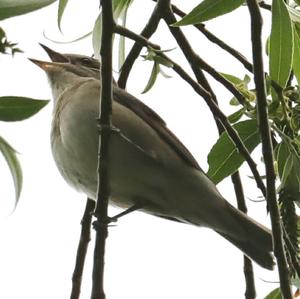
<box><xmin>159</xmin><ymin>0</ymin><xmax>247</xmax><ymax>106</ymax></box>
<box><xmin>118</xmin><ymin>3</ymin><xmax>162</xmax><ymax>88</ymax></box>
<box><xmin>113</xmin><ymin>21</ymin><xmax>266</xmax><ymax>197</ymax></box>
<box><xmin>169</xmin><ymin>3</ymin><xmax>254</xmax><ymax>73</ymax></box>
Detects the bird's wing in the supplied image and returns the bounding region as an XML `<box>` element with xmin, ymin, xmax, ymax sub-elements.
<box><xmin>113</xmin><ymin>87</ymin><xmax>201</xmax><ymax>171</ymax></box>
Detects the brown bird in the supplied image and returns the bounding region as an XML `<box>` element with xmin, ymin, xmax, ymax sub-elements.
<box><xmin>29</xmin><ymin>45</ymin><xmax>274</xmax><ymax>270</ymax></box>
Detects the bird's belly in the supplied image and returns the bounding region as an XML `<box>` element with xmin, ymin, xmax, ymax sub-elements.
<box><xmin>51</xmin><ymin>124</ymin><xmax>167</xmax><ymax>211</ymax></box>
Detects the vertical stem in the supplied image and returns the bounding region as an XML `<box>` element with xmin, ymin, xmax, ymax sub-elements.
<box><xmin>231</xmin><ymin>173</ymin><xmax>256</xmax><ymax>299</ymax></box>
<box><xmin>246</xmin><ymin>1</ymin><xmax>292</xmax><ymax>298</ymax></box>
<box><xmin>91</xmin><ymin>1</ymin><xmax>114</xmax><ymax>298</ymax></box>
<box><xmin>71</xmin><ymin>198</ymin><xmax>95</xmax><ymax>299</ymax></box>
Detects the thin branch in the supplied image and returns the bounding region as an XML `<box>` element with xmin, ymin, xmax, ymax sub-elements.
<box><xmin>113</xmin><ymin>6</ymin><xmax>266</xmax><ymax>198</ymax></box>
<box><xmin>259</xmin><ymin>1</ymin><xmax>272</xmax><ymax>11</ymax></box>
<box><xmin>159</xmin><ymin>1</ymin><xmax>247</xmax><ymax>106</ymax></box>
<box><xmin>91</xmin><ymin>0</ymin><xmax>114</xmax><ymax>298</ymax></box>
<box><xmin>153</xmin><ymin>0</ymin><xmax>254</xmax><ymax>73</ymax></box>
<box><xmin>231</xmin><ymin>173</ymin><xmax>256</xmax><ymax>299</ymax></box>
<box><xmin>118</xmin><ymin>3</ymin><xmax>162</xmax><ymax>88</ymax></box>
<box><xmin>158</xmin><ymin>51</ymin><xmax>266</xmax><ymax>196</ymax></box>
<box><xmin>71</xmin><ymin>198</ymin><xmax>95</xmax><ymax>299</ymax></box>
<box><xmin>246</xmin><ymin>1</ymin><xmax>292</xmax><ymax>298</ymax></box>
<box><xmin>115</xmin><ymin>24</ymin><xmax>160</xmax><ymax>50</ymax></box>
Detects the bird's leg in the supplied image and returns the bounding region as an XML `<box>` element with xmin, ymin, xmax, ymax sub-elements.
<box><xmin>108</xmin><ymin>203</ymin><xmax>144</xmax><ymax>222</ymax></box>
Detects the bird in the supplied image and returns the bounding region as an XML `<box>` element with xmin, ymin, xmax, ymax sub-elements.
<box><xmin>29</xmin><ymin>46</ymin><xmax>274</xmax><ymax>270</ymax></box>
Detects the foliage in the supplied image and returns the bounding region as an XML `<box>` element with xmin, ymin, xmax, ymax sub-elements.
<box><xmin>0</xmin><ymin>27</ymin><xmax>22</xmax><ymax>55</ymax></box>
<box><xmin>0</xmin><ymin>1</ymin><xmax>52</xmax><ymax>204</ymax></box>
<box><xmin>0</xmin><ymin>0</ymin><xmax>57</xmax><ymax>21</ymax></box>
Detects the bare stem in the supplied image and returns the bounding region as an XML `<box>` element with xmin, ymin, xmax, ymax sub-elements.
<box><xmin>246</xmin><ymin>1</ymin><xmax>292</xmax><ymax>298</ymax></box>
<box><xmin>71</xmin><ymin>198</ymin><xmax>95</xmax><ymax>299</ymax></box>
<box><xmin>118</xmin><ymin>3</ymin><xmax>162</xmax><ymax>88</ymax></box>
<box><xmin>91</xmin><ymin>0</ymin><xmax>114</xmax><ymax>298</ymax></box>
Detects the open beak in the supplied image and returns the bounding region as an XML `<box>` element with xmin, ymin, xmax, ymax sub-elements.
<box><xmin>28</xmin><ymin>58</ymin><xmax>56</xmax><ymax>70</ymax></box>
<box><xmin>39</xmin><ymin>43</ymin><xmax>69</xmax><ymax>63</ymax></box>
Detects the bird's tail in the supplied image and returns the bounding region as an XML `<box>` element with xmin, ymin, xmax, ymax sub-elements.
<box><xmin>216</xmin><ymin>204</ymin><xmax>274</xmax><ymax>270</ymax></box>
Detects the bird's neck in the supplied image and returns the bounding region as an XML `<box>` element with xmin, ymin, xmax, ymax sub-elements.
<box><xmin>48</xmin><ymin>71</ymin><xmax>87</xmax><ymax>103</ymax></box>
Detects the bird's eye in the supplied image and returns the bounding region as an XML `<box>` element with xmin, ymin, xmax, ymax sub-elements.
<box><xmin>80</xmin><ymin>57</ymin><xmax>92</xmax><ymax>66</ymax></box>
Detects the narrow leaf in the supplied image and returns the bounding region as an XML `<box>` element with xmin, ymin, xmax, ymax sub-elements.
<box><xmin>276</xmin><ymin>141</ymin><xmax>300</xmax><ymax>195</ymax></box>
<box><xmin>92</xmin><ymin>14</ymin><xmax>102</xmax><ymax>59</ymax></box>
<box><xmin>0</xmin><ymin>136</ymin><xmax>22</xmax><ymax>205</ymax></box>
<box><xmin>43</xmin><ymin>30</ymin><xmax>92</xmax><ymax>44</ymax></box>
<box><xmin>0</xmin><ymin>97</ymin><xmax>49</xmax><ymax>121</ymax></box>
<box><xmin>0</xmin><ymin>0</ymin><xmax>57</xmax><ymax>21</ymax></box>
<box><xmin>207</xmin><ymin>120</ymin><xmax>260</xmax><ymax>184</ymax></box>
<box><xmin>227</xmin><ymin>107</ymin><xmax>246</xmax><ymax>123</ymax></box>
<box><xmin>118</xmin><ymin>5</ymin><xmax>128</xmax><ymax>70</ymax></box>
<box><xmin>57</xmin><ymin>0</ymin><xmax>68</xmax><ymax>32</ymax></box>
<box><xmin>142</xmin><ymin>62</ymin><xmax>160</xmax><ymax>94</ymax></box>
<box><xmin>269</xmin><ymin>0</ymin><xmax>293</xmax><ymax>89</ymax></box>
<box><xmin>293</xmin><ymin>25</ymin><xmax>300</xmax><ymax>85</ymax></box>
<box><xmin>173</xmin><ymin>0</ymin><xmax>244</xmax><ymax>26</ymax></box>
<box><xmin>264</xmin><ymin>288</ymin><xmax>282</xmax><ymax>299</ymax></box>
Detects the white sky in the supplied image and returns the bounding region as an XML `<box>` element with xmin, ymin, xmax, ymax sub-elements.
<box><xmin>0</xmin><ymin>1</ymin><xmax>283</xmax><ymax>298</ymax></box>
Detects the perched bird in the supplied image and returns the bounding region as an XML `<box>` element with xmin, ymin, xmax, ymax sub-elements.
<box><xmin>29</xmin><ymin>47</ymin><xmax>274</xmax><ymax>270</ymax></box>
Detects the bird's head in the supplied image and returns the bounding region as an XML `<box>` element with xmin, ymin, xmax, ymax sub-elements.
<box><xmin>39</xmin><ymin>43</ymin><xmax>100</xmax><ymax>79</ymax></box>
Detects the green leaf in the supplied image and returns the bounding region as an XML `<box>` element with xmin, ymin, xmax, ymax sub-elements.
<box><xmin>118</xmin><ymin>2</ymin><xmax>130</xmax><ymax>70</ymax></box>
<box><xmin>221</xmin><ymin>73</ymin><xmax>244</xmax><ymax>85</ymax></box>
<box><xmin>276</xmin><ymin>141</ymin><xmax>300</xmax><ymax>196</ymax></box>
<box><xmin>0</xmin><ymin>136</ymin><xmax>22</xmax><ymax>206</ymax></box>
<box><xmin>43</xmin><ymin>30</ymin><xmax>92</xmax><ymax>44</ymax></box>
<box><xmin>57</xmin><ymin>0</ymin><xmax>68</xmax><ymax>32</ymax></box>
<box><xmin>0</xmin><ymin>0</ymin><xmax>57</xmax><ymax>21</ymax></box>
<box><xmin>93</xmin><ymin>0</ymin><xmax>133</xmax><ymax>59</ymax></box>
<box><xmin>207</xmin><ymin>120</ymin><xmax>260</xmax><ymax>184</ymax></box>
<box><xmin>142</xmin><ymin>62</ymin><xmax>160</xmax><ymax>94</ymax></box>
<box><xmin>264</xmin><ymin>288</ymin><xmax>282</xmax><ymax>299</ymax></box>
<box><xmin>287</xmin><ymin>5</ymin><xmax>300</xmax><ymax>23</ymax></box>
<box><xmin>227</xmin><ymin>107</ymin><xmax>246</xmax><ymax>123</ymax></box>
<box><xmin>293</xmin><ymin>25</ymin><xmax>300</xmax><ymax>85</ymax></box>
<box><xmin>0</xmin><ymin>97</ymin><xmax>49</xmax><ymax>121</ymax></box>
<box><xmin>92</xmin><ymin>14</ymin><xmax>102</xmax><ymax>59</ymax></box>
<box><xmin>269</xmin><ymin>0</ymin><xmax>293</xmax><ymax>90</ymax></box>
<box><xmin>173</xmin><ymin>0</ymin><xmax>244</xmax><ymax>26</ymax></box>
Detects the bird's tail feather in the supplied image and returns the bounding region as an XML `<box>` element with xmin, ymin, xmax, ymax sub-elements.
<box><xmin>217</xmin><ymin>231</ymin><xmax>274</xmax><ymax>270</ymax></box>
<box><xmin>216</xmin><ymin>204</ymin><xmax>274</xmax><ymax>270</ymax></box>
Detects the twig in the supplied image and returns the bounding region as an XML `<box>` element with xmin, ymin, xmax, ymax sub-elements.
<box><xmin>152</xmin><ymin>1</ymin><xmax>254</xmax><ymax>73</ymax></box>
<box><xmin>259</xmin><ymin>1</ymin><xmax>272</xmax><ymax>11</ymax></box>
<box><xmin>114</xmin><ymin>3</ymin><xmax>264</xmax><ymax>197</ymax></box>
<box><xmin>231</xmin><ymin>173</ymin><xmax>256</xmax><ymax>299</ymax></box>
<box><xmin>246</xmin><ymin>0</ymin><xmax>292</xmax><ymax>298</ymax></box>
<box><xmin>157</xmin><ymin>51</ymin><xmax>266</xmax><ymax>196</ymax></box>
<box><xmin>91</xmin><ymin>0</ymin><xmax>114</xmax><ymax>298</ymax></box>
<box><xmin>71</xmin><ymin>198</ymin><xmax>95</xmax><ymax>299</ymax></box>
<box><xmin>118</xmin><ymin>3</ymin><xmax>162</xmax><ymax>88</ymax></box>
<box><xmin>115</xmin><ymin>24</ymin><xmax>160</xmax><ymax>50</ymax></box>
<box><xmin>159</xmin><ymin>1</ymin><xmax>247</xmax><ymax>106</ymax></box>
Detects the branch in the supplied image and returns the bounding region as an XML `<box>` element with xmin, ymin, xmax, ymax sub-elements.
<box><xmin>246</xmin><ymin>1</ymin><xmax>292</xmax><ymax>298</ymax></box>
<box><xmin>115</xmin><ymin>24</ymin><xmax>160</xmax><ymax>50</ymax></box>
<box><xmin>158</xmin><ymin>51</ymin><xmax>266</xmax><ymax>196</ymax></box>
<box><xmin>71</xmin><ymin>198</ymin><xmax>95</xmax><ymax>299</ymax></box>
<box><xmin>231</xmin><ymin>173</ymin><xmax>256</xmax><ymax>299</ymax></box>
<box><xmin>159</xmin><ymin>1</ymin><xmax>247</xmax><ymax>106</ymax></box>
<box><xmin>91</xmin><ymin>0</ymin><xmax>114</xmax><ymax>298</ymax></box>
<box><xmin>118</xmin><ymin>3</ymin><xmax>162</xmax><ymax>88</ymax></box>
<box><xmin>170</xmin><ymin>4</ymin><xmax>254</xmax><ymax>73</ymax></box>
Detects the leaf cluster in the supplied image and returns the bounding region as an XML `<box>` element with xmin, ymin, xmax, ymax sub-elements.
<box><xmin>0</xmin><ymin>1</ymin><xmax>54</xmax><ymax>205</ymax></box>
